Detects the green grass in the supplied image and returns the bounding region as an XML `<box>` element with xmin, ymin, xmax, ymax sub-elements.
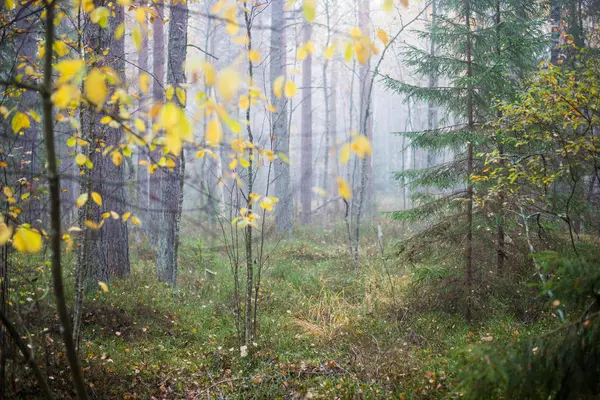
<box><xmin>5</xmin><ymin>225</ymin><xmax>556</xmax><ymax>399</ymax></box>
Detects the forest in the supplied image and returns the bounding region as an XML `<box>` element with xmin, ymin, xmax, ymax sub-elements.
<box><xmin>0</xmin><ymin>0</ymin><xmax>599</xmax><ymax>398</ymax></box>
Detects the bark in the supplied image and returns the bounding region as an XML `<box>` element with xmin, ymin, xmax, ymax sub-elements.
<box><xmin>270</xmin><ymin>1</ymin><xmax>291</xmax><ymax>234</ymax></box>
<box><xmin>495</xmin><ymin>1</ymin><xmax>505</xmax><ymax>274</ymax></box>
<box><xmin>358</xmin><ymin>0</ymin><xmax>373</xmax><ymax>217</ymax></box>
<box><xmin>244</xmin><ymin>4</ymin><xmax>254</xmax><ymax>345</ymax></box>
<box><xmin>42</xmin><ymin>1</ymin><xmax>89</xmax><ymax>397</ymax></box>
<box><xmin>149</xmin><ymin>0</ymin><xmax>165</xmax><ymax>245</ymax></box>
<box><xmin>137</xmin><ymin>0</ymin><xmax>149</xmax><ymax>236</ymax></box>
<box><xmin>322</xmin><ymin>0</ymin><xmax>332</xmax><ymax>205</ymax></box>
<box><xmin>427</xmin><ymin>0</ymin><xmax>438</xmax><ymax>169</ymax></box>
<box><xmin>465</xmin><ymin>0</ymin><xmax>474</xmax><ymax>321</ymax></box>
<box><xmin>156</xmin><ymin>0</ymin><xmax>188</xmax><ymax>286</ymax></box>
<box><xmin>300</xmin><ymin>22</ymin><xmax>313</xmax><ymax>224</ymax></box>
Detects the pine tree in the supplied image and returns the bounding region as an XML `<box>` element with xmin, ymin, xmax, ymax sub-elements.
<box><xmin>383</xmin><ymin>0</ymin><xmax>544</xmax><ymax>316</ymax></box>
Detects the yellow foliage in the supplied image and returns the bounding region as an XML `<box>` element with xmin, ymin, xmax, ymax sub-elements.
<box><xmin>12</xmin><ymin>226</ymin><xmax>42</xmax><ymax>253</ymax></box>
<box><xmin>85</xmin><ymin>69</ymin><xmax>108</xmax><ymax>108</ymax></box>
<box><xmin>337</xmin><ymin>177</ymin><xmax>352</xmax><ymax>200</ymax></box>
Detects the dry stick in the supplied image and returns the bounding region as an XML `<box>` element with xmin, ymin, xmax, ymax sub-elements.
<box><xmin>0</xmin><ymin>309</ymin><xmax>54</xmax><ymax>399</ymax></box>
<box><xmin>41</xmin><ymin>0</ymin><xmax>89</xmax><ymax>398</ymax></box>
<box><xmin>243</xmin><ymin>1</ymin><xmax>254</xmax><ymax>345</ymax></box>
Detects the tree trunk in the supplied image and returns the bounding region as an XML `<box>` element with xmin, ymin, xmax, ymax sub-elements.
<box><xmin>300</xmin><ymin>22</ymin><xmax>313</xmax><ymax>224</ymax></box>
<box><xmin>271</xmin><ymin>1</ymin><xmax>291</xmax><ymax>234</ymax></box>
<box><xmin>149</xmin><ymin>0</ymin><xmax>165</xmax><ymax>246</ymax></box>
<box><xmin>137</xmin><ymin>0</ymin><xmax>149</xmax><ymax>239</ymax></box>
<box><xmin>465</xmin><ymin>0</ymin><xmax>474</xmax><ymax>320</ymax></box>
<box><xmin>156</xmin><ymin>0</ymin><xmax>188</xmax><ymax>286</ymax></box>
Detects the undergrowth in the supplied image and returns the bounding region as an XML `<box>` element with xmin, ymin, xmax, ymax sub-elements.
<box><xmin>4</xmin><ymin>222</ymin><xmax>555</xmax><ymax>399</ymax></box>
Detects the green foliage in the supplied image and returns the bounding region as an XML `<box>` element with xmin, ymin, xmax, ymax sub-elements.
<box><xmin>456</xmin><ymin>250</ymin><xmax>600</xmax><ymax>399</ymax></box>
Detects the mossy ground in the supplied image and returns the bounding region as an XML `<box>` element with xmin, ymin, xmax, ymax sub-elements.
<box><xmin>7</xmin><ymin>223</ymin><xmax>554</xmax><ymax>399</ymax></box>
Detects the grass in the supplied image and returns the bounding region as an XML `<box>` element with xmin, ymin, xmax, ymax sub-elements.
<box><xmin>5</xmin><ymin>223</ymin><xmax>556</xmax><ymax>399</ymax></box>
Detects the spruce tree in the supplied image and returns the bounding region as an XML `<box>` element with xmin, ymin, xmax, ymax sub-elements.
<box><xmin>384</xmin><ymin>0</ymin><xmax>544</xmax><ymax>316</ymax></box>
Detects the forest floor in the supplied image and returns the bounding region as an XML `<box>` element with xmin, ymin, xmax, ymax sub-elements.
<box><xmin>15</xmin><ymin>223</ymin><xmax>553</xmax><ymax>399</ymax></box>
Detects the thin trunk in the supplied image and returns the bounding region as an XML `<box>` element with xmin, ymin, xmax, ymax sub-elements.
<box><xmin>271</xmin><ymin>0</ymin><xmax>291</xmax><ymax>234</ymax></box>
<box><xmin>137</xmin><ymin>0</ymin><xmax>149</xmax><ymax>239</ymax></box>
<box><xmin>300</xmin><ymin>22</ymin><xmax>313</xmax><ymax>224</ymax></box>
<box><xmin>322</xmin><ymin>0</ymin><xmax>332</xmax><ymax>213</ymax></box>
<box><xmin>495</xmin><ymin>1</ymin><xmax>505</xmax><ymax>274</ymax></box>
<box><xmin>149</xmin><ymin>0</ymin><xmax>165</xmax><ymax>246</ymax></box>
<box><xmin>427</xmin><ymin>0</ymin><xmax>438</xmax><ymax>169</ymax></box>
<box><xmin>465</xmin><ymin>0</ymin><xmax>474</xmax><ymax>321</ymax></box>
<box><xmin>550</xmin><ymin>0</ymin><xmax>561</xmax><ymax>65</ymax></box>
<box><xmin>156</xmin><ymin>0</ymin><xmax>188</xmax><ymax>286</ymax></box>
<box><xmin>42</xmin><ymin>1</ymin><xmax>89</xmax><ymax>397</ymax></box>
<box><xmin>244</xmin><ymin>3</ymin><xmax>254</xmax><ymax>345</ymax></box>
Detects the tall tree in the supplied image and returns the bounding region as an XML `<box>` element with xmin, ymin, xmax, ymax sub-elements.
<box><xmin>156</xmin><ymin>0</ymin><xmax>188</xmax><ymax>285</ymax></box>
<box><xmin>384</xmin><ymin>0</ymin><xmax>544</xmax><ymax>317</ymax></box>
<box><xmin>149</xmin><ymin>0</ymin><xmax>165</xmax><ymax>244</ymax></box>
<box><xmin>271</xmin><ymin>1</ymin><xmax>291</xmax><ymax>233</ymax></box>
<box><xmin>300</xmin><ymin>21</ymin><xmax>313</xmax><ymax>224</ymax></box>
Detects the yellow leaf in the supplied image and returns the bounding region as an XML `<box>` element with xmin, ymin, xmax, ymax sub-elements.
<box><xmin>324</xmin><ymin>45</ymin><xmax>335</xmax><ymax>60</ymax></box>
<box><xmin>11</xmin><ymin>112</ymin><xmax>30</xmax><ymax>134</ymax></box>
<box><xmin>229</xmin><ymin>159</ymin><xmax>237</xmax><ymax>170</ymax></box>
<box><xmin>344</xmin><ymin>42</ymin><xmax>353</xmax><ymax>62</ymax></box>
<box><xmin>55</xmin><ymin>59</ymin><xmax>85</xmax><ymax>84</ymax></box>
<box><xmin>377</xmin><ymin>29</ymin><xmax>389</xmax><ymax>45</ymax></box>
<box><xmin>84</xmin><ymin>220</ymin><xmax>104</xmax><ymax>230</ymax></box>
<box><xmin>383</xmin><ymin>0</ymin><xmax>393</xmax><ymax>12</ymax></box>
<box><xmin>224</xmin><ymin>4</ymin><xmax>238</xmax><ymax>35</ymax></box>
<box><xmin>85</xmin><ymin>69</ymin><xmax>108</xmax><ymax>108</ymax></box>
<box><xmin>202</xmin><ymin>62</ymin><xmax>216</xmax><ymax>86</ymax></box>
<box><xmin>90</xmin><ymin>6</ymin><xmax>110</xmax><ymax>28</ymax></box>
<box><xmin>134</xmin><ymin>118</ymin><xmax>146</xmax><ymax>132</ymax></box>
<box><xmin>239</xmin><ymin>95</ymin><xmax>250</xmax><ymax>110</ymax></box>
<box><xmin>211</xmin><ymin>0</ymin><xmax>226</xmax><ymax>13</ymax></box>
<box><xmin>284</xmin><ymin>80</ymin><xmax>297</xmax><ymax>98</ymax></box>
<box><xmin>166</xmin><ymin>85</ymin><xmax>174</xmax><ymax>100</ymax></box>
<box><xmin>132</xmin><ymin>26</ymin><xmax>142</xmax><ymax>51</ymax></box>
<box><xmin>112</xmin><ymin>151</ymin><xmax>123</xmax><ymax>166</ymax></box>
<box><xmin>53</xmin><ymin>84</ymin><xmax>80</xmax><ymax>109</ymax></box>
<box><xmin>303</xmin><ymin>0</ymin><xmax>316</xmax><ymax>22</ymax></box>
<box><xmin>278</xmin><ymin>152</ymin><xmax>290</xmax><ymax>164</ymax></box>
<box><xmin>216</xmin><ymin>68</ymin><xmax>240</xmax><ymax>102</ymax></box>
<box><xmin>297</xmin><ymin>47</ymin><xmax>308</xmax><ymax>61</ymax></box>
<box><xmin>176</xmin><ymin>87</ymin><xmax>186</xmax><ymax>105</ymax></box>
<box><xmin>135</xmin><ymin>7</ymin><xmax>146</xmax><ymax>24</ymax></box>
<box><xmin>122</xmin><ymin>211</ymin><xmax>131</xmax><ymax>221</ymax></box>
<box><xmin>12</xmin><ymin>226</ymin><xmax>42</xmax><ymax>253</ymax></box>
<box><xmin>115</xmin><ymin>22</ymin><xmax>125</xmax><ymax>40</ymax></box>
<box><xmin>351</xmin><ymin>135</ymin><xmax>372</xmax><ymax>158</ymax></box>
<box><xmin>139</xmin><ymin>73</ymin><xmax>150</xmax><ymax>94</ymax></box>
<box><xmin>0</xmin><ymin>222</ymin><xmax>13</xmax><ymax>245</ymax></box>
<box><xmin>337</xmin><ymin>177</ymin><xmax>352</xmax><ymax>200</ymax></box>
<box><xmin>3</xmin><ymin>187</ymin><xmax>12</xmax><ymax>198</ymax></box>
<box><xmin>205</xmin><ymin>116</ymin><xmax>222</xmax><ymax>147</ymax></box>
<box><xmin>5</xmin><ymin>0</ymin><xmax>15</xmax><ymax>10</ymax></box>
<box><xmin>76</xmin><ymin>193</ymin><xmax>89</xmax><ymax>207</ymax></box>
<box><xmin>339</xmin><ymin>143</ymin><xmax>351</xmax><ymax>164</ymax></box>
<box><xmin>98</xmin><ymin>281</ymin><xmax>109</xmax><ymax>293</ymax></box>
<box><xmin>131</xmin><ymin>216</ymin><xmax>142</xmax><ymax>226</ymax></box>
<box><xmin>75</xmin><ymin>153</ymin><xmax>87</xmax><ymax>166</ymax></box>
<box><xmin>248</xmin><ymin>49</ymin><xmax>260</xmax><ymax>63</ymax></box>
<box><xmin>259</xmin><ymin>196</ymin><xmax>279</xmax><ymax>211</ymax></box>
<box><xmin>273</xmin><ymin>75</ymin><xmax>285</xmax><ymax>99</ymax></box>
<box><xmin>91</xmin><ymin>192</ymin><xmax>102</xmax><ymax>206</ymax></box>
